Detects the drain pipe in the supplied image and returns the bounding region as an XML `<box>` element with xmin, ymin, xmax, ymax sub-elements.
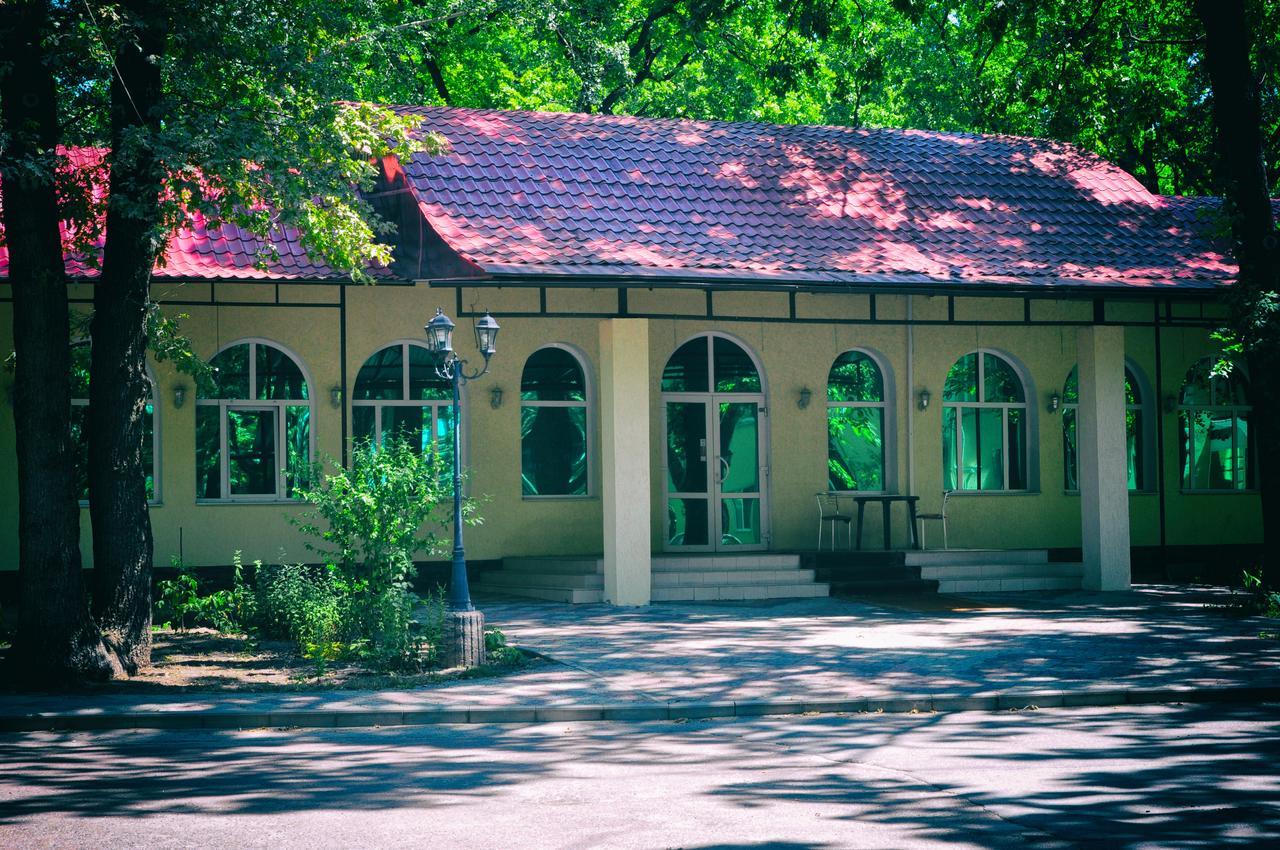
<box><xmin>907</xmin><ymin>296</ymin><xmax>915</xmax><ymax>498</ymax></box>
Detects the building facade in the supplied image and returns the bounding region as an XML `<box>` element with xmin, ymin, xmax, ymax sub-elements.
<box><xmin>0</xmin><ymin>107</ymin><xmax>1264</xmax><ymax>603</ymax></box>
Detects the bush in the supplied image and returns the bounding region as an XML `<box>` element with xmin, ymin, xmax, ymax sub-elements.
<box><xmin>1238</xmin><ymin>569</ymin><xmax>1280</xmax><ymax>618</ymax></box>
<box><xmin>154</xmin><ymin>555</ymin><xmax>253</xmax><ymax>633</ymax></box>
<box><xmin>279</xmin><ymin>437</ymin><xmax>477</xmax><ymax>670</ymax></box>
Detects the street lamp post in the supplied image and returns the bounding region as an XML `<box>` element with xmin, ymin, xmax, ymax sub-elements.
<box><xmin>425</xmin><ymin>307</ymin><xmax>500</xmax><ymax>667</ymax></box>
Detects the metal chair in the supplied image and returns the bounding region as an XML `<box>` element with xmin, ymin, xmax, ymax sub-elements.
<box><xmin>915</xmin><ymin>490</ymin><xmax>951</xmax><ymax>550</ymax></box>
<box><xmin>816</xmin><ymin>492</ymin><xmax>853</xmax><ymax>551</ymax></box>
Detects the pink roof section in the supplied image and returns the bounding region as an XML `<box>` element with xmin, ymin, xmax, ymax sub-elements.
<box><xmin>391</xmin><ymin>105</ymin><xmax>1253</xmax><ymax>290</ymax></box>
<box><xmin>2</xmin><ymin>109</ymin><xmax>1274</xmax><ymax>290</ymax></box>
<box><xmin>0</xmin><ymin>147</ymin><xmax>390</xmax><ymax>282</ymax></box>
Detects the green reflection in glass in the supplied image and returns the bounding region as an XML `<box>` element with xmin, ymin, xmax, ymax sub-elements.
<box><xmin>207</xmin><ymin>345</ymin><xmax>250</xmax><ymax>399</ymax></box>
<box><xmin>409</xmin><ymin>346</ymin><xmax>451</xmax><ymax>400</ymax></box>
<box><xmin>666</xmin><ymin>402</ymin><xmax>707</xmax><ymax>493</ymax></box>
<box><xmin>521</xmin><ymin>348</ymin><xmax>586</xmax><ymax>401</ymax></box>
<box><xmin>942</xmin><ymin>406</ymin><xmax>957</xmax><ymax>491</ymax></box>
<box><xmin>227</xmin><ymin>408</ymin><xmax>277</xmax><ymax>496</ymax></box>
<box><xmin>713</xmin><ymin>337</ymin><xmax>760</xmax><ymax>393</ymax></box>
<box><xmin>983</xmin><ymin>353</ymin><xmax>1023</xmax><ymax>403</ymax></box>
<box><xmin>285</xmin><ymin>406</ymin><xmax>310</xmax><ymax>497</ymax></box>
<box><xmin>718</xmin><ymin>402</ymin><xmax>759</xmax><ymax>493</ymax></box>
<box><xmin>720</xmin><ymin>498</ymin><xmax>761</xmax><ymax>546</ymax></box>
<box><xmin>355</xmin><ymin>345</ymin><xmax>403</xmax><ymax>400</ymax></box>
<box><xmin>827</xmin><ymin>351</ymin><xmax>883</xmax><ymax>402</ymax></box>
<box><xmin>257</xmin><ymin>344</ymin><xmax>308</xmax><ymax>400</ymax></box>
<box><xmin>195</xmin><ymin>406</ymin><xmax>221</xmax><ymax>499</ymax></box>
<box><xmin>827</xmin><ymin>407</ymin><xmax>884</xmax><ymax>491</ymax></box>
<box><xmin>943</xmin><ymin>353</ymin><xmax>977</xmax><ymax>402</ymax></box>
<box><xmin>661</xmin><ymin>337</ymin><xmax>709</xmax><ymax>393</ymax></box>
<box><xmin>668</xmin><ymin>497</ymin><xmax>709</xmax><ymax>546</ymax></box>
<box><xmin>521</xmin><ymin>405</ymin><xmax>587</xmax><ymax>495</ymax></box>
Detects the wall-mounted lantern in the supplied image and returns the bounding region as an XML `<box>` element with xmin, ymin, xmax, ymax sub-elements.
<box><xmin>329</xmin><ymin>386</ymin><xmax>343</xmax><ymax>408</ymax></box>
<box><xmin>917</xmin><ymin>388</ymin><xmax>931</xmax><ymax>411</ymax></box>
<box><xmin>173</xmin><ymin>384</ymin><xmax>187</xmax><ymax>409</ymax></box>
<box><xmin>490</xmin><ymin>386</ymin><xmax>504</xmax><ymax>409</ymax></box>
<box><xmin>1047</xmin><ymin>392</ymin><xmax>1061</xmax><ymax>414</ymax></box>
<box><xmin>796</xmin><ymin>387</ymin><xmax>812</xmax><ymax>409</ymax></box>
<box><xmin>1164</xmin><ymin>394</ymin><xmax>1178</xmax><ymax>414</ymax></box>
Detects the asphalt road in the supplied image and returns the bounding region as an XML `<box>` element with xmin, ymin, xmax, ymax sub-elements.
<box><xmin>2</xmin><ymin>703</ymin><xmax>1278</xmax><ymax>849</ymax></box>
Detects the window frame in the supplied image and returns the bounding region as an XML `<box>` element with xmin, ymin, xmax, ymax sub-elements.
<box><xmin>942</xmin><ymin>349</ymin><xmax>1031</xmax><ymax>493</ymax></box>
<box><xmin>1061</xmin><ymin>360</ymin><xmax>1154</xmax><ymax>494</ymax></box>
<box><xmin>351</xmin><ymin>340</ymin><xmax>461</xmax><ymax>464</ymax></box>
<box><xmin>195</xmin><ymin>338</ymin><xmax>315</xmax><ymax>504</ymax></box>
<box><xmin>70</xmin><ymin>339</ymin><xmax>162</xmax><ymax>506</ymax></box>
<box><xmin>825</xmin><ymin>347</ymin><xmax>893</xmax><ymax>495</ymax></box>
<box><xmin>520</xmin><ymin>343</ymin><xmax>594</xmax><ymax>500</ymax></box>
<box><xmin>1177</xmin><ymin>358</ymin><xmax>1254</xmax><ymax>494</ymax></box>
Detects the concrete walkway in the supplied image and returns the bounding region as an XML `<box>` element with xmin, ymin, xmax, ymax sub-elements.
<box><xmin>3</xmin><ymin>584</ymin><xmax>1280</xmax><ymax>730</ymax></box>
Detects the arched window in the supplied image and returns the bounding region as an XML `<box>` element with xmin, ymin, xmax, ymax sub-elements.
<box><xmin>195</xmin><ymin>340</ymin><xmax>311</xmax><ymax>500</ymax></box>
<box><xmin>352</xmin><ymin>342</ymin><xmax>454</xmax><ymax>466</ymax></box>
<box><xmin>69</xmin><ymin>340</ymin><xmax>159</xmax><ymax>503</ymax></box>
<box><xmin>1062</xmin><ymin>365</ymin><xmax>1148</xmax><ymax>492</ymax></box>
<box><xmin>1179</xmin><ymin>358</ymin><xmax>1252</xmax><ymax>491</ymax></box>
<box><xmin>521</xmin><ymin>346</ymin><xmax>590</xmax><ymax>497</ymax></box>
<box><xmin>826</xmin><ymin>350</ymin><xmax>886</xmax><ymax>492</ymax></box>
<box><xmin>942</xmin><ymin>351</ymin><xmax>1028</xmax><ymax>491</ymax></box>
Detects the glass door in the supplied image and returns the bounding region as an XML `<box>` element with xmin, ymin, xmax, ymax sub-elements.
<box><xmin>716</xmin><ymin>401</ymin><xmax>763</xmax><ymax>547</ymax></box>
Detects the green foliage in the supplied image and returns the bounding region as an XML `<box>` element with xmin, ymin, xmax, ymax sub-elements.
<box><xmin>291</xmin><ymin>437</ymin><xmax>466</xmax><ymax>590</ymax></box>
<box><xmin>484</xmin><ymin>626</ymin><xmax>524</xmax><ymax>666</ymax></box>
<box><xmin>154</xmin><ymin>554</ymin><xmax>254</xmax><ymax>633</ymax></box>
<box><xmin>1239</xmin><ymin>568</ymin><xmax>1280</xmax><ymax>618</ymax></box>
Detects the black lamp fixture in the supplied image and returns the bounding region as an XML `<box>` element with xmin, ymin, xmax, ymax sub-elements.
<box><xmin>490</xmin><ymin>386</ymin><xmax>504</xmax><ymax>409</ymax></box>
<box><xmin>797</xmin><ymin>387</ymin><xmax>812</xmax><ymax>409</ymax></box>
<box><xmin>424</xmin><ymin>307</ymin><xmax>500</xmax><ymax>666</ymax></box>
<box><xmin>173</xmin><ymin>384</ymin><xmax>187</xmax><ymax>409</ymax></box>
<box><xmin>917</xmin><ymin>388</ymin><xmax>931</xmax><ymax>411</ymax></box>
<box><xmin>1048</xmin><ymin>392</ymin><xmax>1061</xmax><ymax>414</ymax></box>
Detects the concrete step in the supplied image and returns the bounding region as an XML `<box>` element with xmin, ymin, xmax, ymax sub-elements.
<box><xmin>919</xmin><ymin>563</ymin><xmax>1083</xmax><ymax>581</ymax></box>
<box><xmin>937</xmin><ymin>576</ymin><xmax>1081</xmax><ymax>594</ymax></box>
<box><xmin>653</xmin><ymin>568</ymin><xmax>816</xmax><ymax>588</ymax></box>
<box><xmin>475</xmin><ymin>571</ymin><xmax>604</xmax><ymax>590</ymax></box>
<box><xmin>905</xmin><ymin>549</ymin><xmax>1050</xmax><ymax>567</ymax></box>
<box><xmin>651</xmin><ymin>582</ymin><xmax>830</xmax><ymax>603</ymax></box>
<box><xmin>500</xmin><ymin>557</ymin><xmax>603</xmax><ymax>575</ymax></box>
<box><xmin>471</xmin><ymin>582</ymin><xmax>604</xmax><ymax>604</ymax></box>
<box><xmin>652</xmin><ymin>554</ymin><xmax>801</xmax><ymax>571</ymax></box>
<box><xmin>831</xmin><ymin>579</ymin><xmax>940</xmax><ymax>596</ymax></box>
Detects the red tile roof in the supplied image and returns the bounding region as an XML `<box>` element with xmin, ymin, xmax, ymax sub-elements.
<box><xmin>0</xmin><ymin>147</ymin><xmax>390</xmax><ymax>282</ymax></box>
<box><xmin>390</xmin><ymin>105</ymin><xmax>1259</xmax><ymax>291</ymax></box>
<box><xmin>3</xmin><ymin>110</ymin><xmax>1274</xmax><ymax>291</ymax></box>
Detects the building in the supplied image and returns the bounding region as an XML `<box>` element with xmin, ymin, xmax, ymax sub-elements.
<box><xmin>0</xmin><ymin>106</ymin><xmax>1265</xmax><ymax>604</ymax></box>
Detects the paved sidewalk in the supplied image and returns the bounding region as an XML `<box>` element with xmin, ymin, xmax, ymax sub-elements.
<box><xmin>3</xmin><ymin>584</ymin><xmax>1279</xmax><ymax>729</ymax></box>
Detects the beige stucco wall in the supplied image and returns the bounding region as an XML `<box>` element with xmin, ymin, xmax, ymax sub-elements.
<box><xmin>0</xmin><ymin>285</ymin><xmax>1261</xmax><ymax>571</ymax></box>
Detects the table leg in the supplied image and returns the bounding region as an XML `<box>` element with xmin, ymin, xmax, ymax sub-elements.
<box><xmin>908</xmin><ymin>500</ymin><xmax>920</xmax><ymax>549</ymax></box>
<box><xmin>855</xmin><ymin>501</ymin><xmax>866</xmax><ymax>550</ymax></box>
<box><xmin>882</xmin><ymin>501</ymin><xmax>891</xmax><ymax>550</ymax></box>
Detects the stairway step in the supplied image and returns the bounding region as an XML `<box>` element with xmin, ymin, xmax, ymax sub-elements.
<box><xmin>653</xmin><ymin>568</ymin><xmax>815</xmax><ymax>587</ymax></box>
<box><xmin>919</xmin><ymin>563</ymin><xmax>1083</xmax><ymax>581</ymax></box>
<box><xmin>652</xmin><ymin>554</ymin><xmax>801</xmax><ymax>571</ymax></box>
<box><xmin>905</xmin><ymin>549</ymin><xmax>1049</xmax><ymax>566</ymax></box>
<box><xmin>475</xmin><ymin>571</ymin><xmax>604</xmax><ymax>590</ymax></box>
<box><xmin>501</xmin><ymin>557</ymin><xmax>603</xmax><ymax>575</ymax></box>
<box><xmin>937</xmin><ymin>576</ymin><xmax>1081</xmax><ymax>594</ymax></box>
<box><xmin>472</xmin><ymin>582</ymin><xmax>604</xmax><ymax>603</ymax></box>
<box><xmin>651</xmin><ymin>582</ymin><xmax>830</xmax><ymax>603</ymax></box>
<box><xmin>831</xmin><ymin>579</ymin><xmax>940</xmax><ymax>595</ymax></box>
<box><xmin>815</xmin><ymin>566</ymin><xmax>924</xmax><ymax>582</ymax></box>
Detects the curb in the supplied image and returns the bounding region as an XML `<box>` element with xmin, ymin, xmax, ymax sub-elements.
<box><xmin>3</xmin><ymin>685</ymin><xmax>1279</xmax><ymax>732</ymax></box>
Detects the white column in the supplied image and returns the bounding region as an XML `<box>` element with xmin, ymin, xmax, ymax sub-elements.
<box><xmin>1077</xmin><ymin>325</ymin><xmax>1131</xmax><ymax>591</ymax></box>
<box><xmin>600</xmin><ymin>318</ymin><xmax>652</xmax><ymax>605</ymax></box>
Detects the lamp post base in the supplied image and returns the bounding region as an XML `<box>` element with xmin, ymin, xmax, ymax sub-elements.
<box><xmin>444</xmin><ymin>609</ymin><xmax>485</xmax><ymax>669</ymax></box>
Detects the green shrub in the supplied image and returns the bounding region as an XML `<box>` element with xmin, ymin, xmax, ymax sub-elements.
<box><xmin>276</xmin><ymin>437</ymin><xmax>479</xmax><ymax>670</ymax></box>
<box><xmin>484</xmin><ymin>626</ymin><xmax>523</xmax><ymax>666</ymax></box>
<box><xmin>155</xmin><ymin>555</ymin><xmax>252</xmax><ymax>633</ymax></box>
<box><xmin>1239</xmin><ymin>569</ymin><xmax>1280</xmax><ymax>618</ymax></box>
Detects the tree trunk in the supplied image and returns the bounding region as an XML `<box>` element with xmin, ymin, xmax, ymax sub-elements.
<box><xmin>89</xmin><ymin>0</ymin><xmax>169</xmax><ymax>672</ymax></box>
<box><xmin>0</xmin><ymin>1</ymin><xmax>119</xmax><ymax>686</ymax></box>
<box><xmin>1195</xmin><ymin>0</ymin><xmax>1280</xmax><ymax>581</ymax></box>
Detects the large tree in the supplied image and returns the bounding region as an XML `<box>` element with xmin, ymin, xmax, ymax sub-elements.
<box><xmin>1195</xmin><ymin>0</ymin><xmax>1280</xmax><ymax>577</ymax></box>
<box><xmin>2</xmin><ymin>0</ymin><xmax>431</xmax><ymax>684</ymax></box>
<box><xmin>0</xmin><ymin>1</ymin><xmax>119</xmax><ymax>685</ymax></box>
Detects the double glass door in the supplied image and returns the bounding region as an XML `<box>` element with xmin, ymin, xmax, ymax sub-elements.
<box><xmin>664</xmin><ymin>396</ymin><xmax>766</xmax><ymax>550</ymax></box>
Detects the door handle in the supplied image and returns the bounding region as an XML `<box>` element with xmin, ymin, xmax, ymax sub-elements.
<box><xmin>699</xmin><ymin>437</ymin><xmax>707</xmax><ymax>463</ymax></box>
<box><xmin>717</xmin><ymin>455</ymin><xmax>729</xmax><ymax>484</ymax></box>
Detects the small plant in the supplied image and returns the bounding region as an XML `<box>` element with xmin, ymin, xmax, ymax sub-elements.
<box><xmin>1237</xmin><ymin>569</ymin><xmax>1280</xmax><ymax>618</ymax></box>
<box><xmin>483</xmin><ymin>626</ymin><xmax>523</xmax><ymax>666</ymax></box>
<box><xmin>154</xmin><ymin>555</ymin><xmax>252</xmax><ymax>633</ymax></box>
